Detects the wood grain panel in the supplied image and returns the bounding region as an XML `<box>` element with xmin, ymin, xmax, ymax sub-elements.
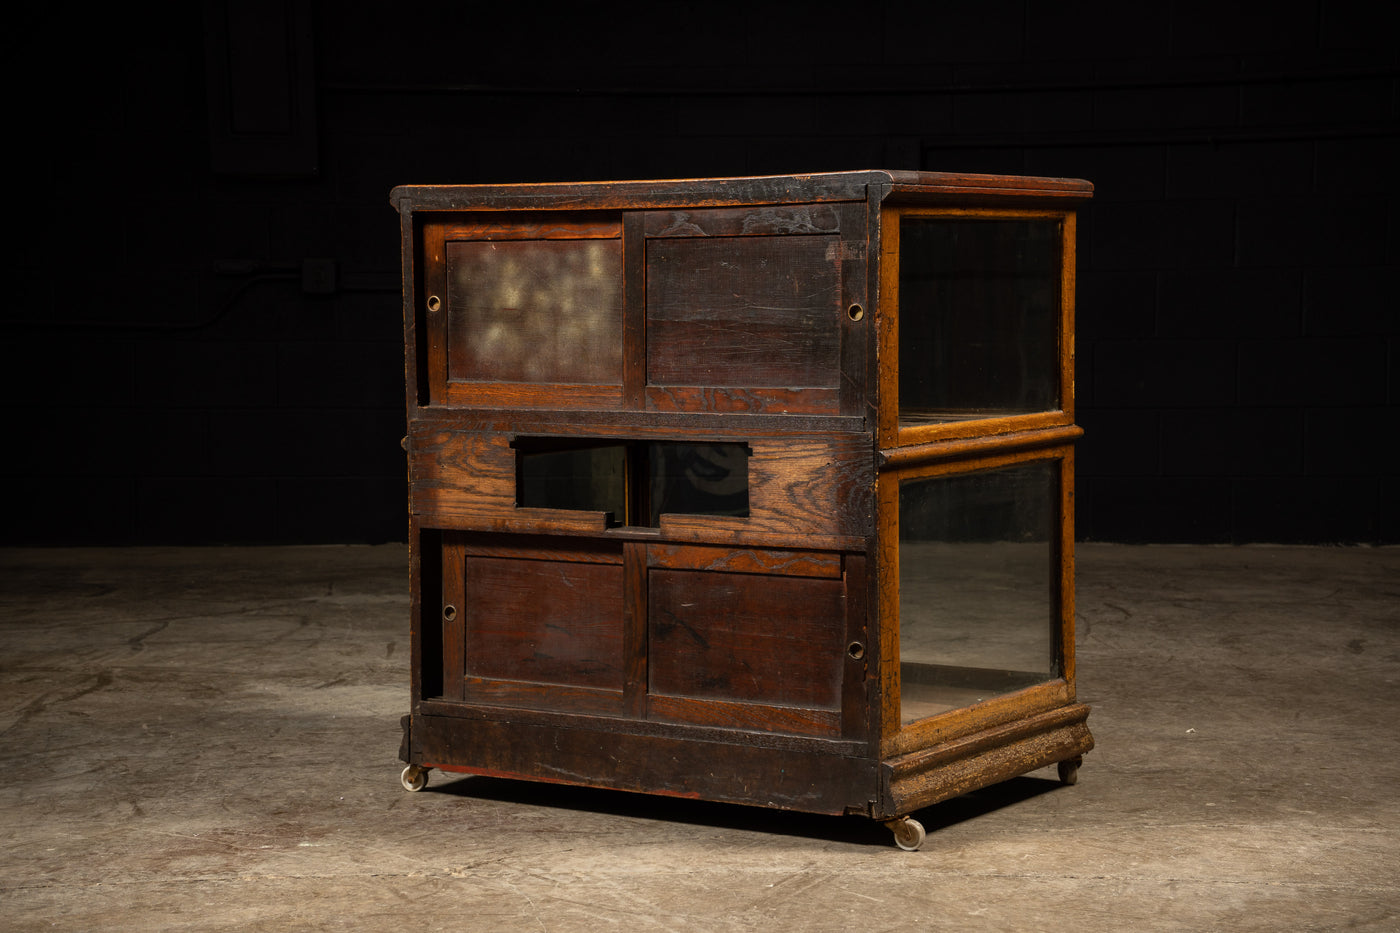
<box><xmin>646</xmin><ymin>236</ymin><xmax>841</xmax><ymax>389</ymax></box>
<box><xmin>646</xmin><ymin>695</ymin><xmax>840</xmax><ymax>737</ymax></box>
<box><xmin>461</xmin><ymin>554</ymin><xmax>625</xmax><ymax>690</ymax></box>
<box><xmin>409</xmin><ymin>711</ymin><xmax>878</xmax><ymax>814</ymax></box>
<box><xmin>643</xmin><ymin>205</ymin><xmax>842</xmax><ymax>238</ymax></box>
<box><xmin>645</xmin><ymin>385</ymin><xmax>838</xmax><ymax>415</ymax></box>
<box><xmin>411</xmin><ymin>427</ymin><xmax>874</xmax><ymax>543</ymax></box>
<box><xmin>648</xmin><ymin>569</ymin><xmax>845</xmax><ymax>709</ymax></box>
<box><xmin>439</xmin><ymin>214</ymin><xmax>621</xmax><ymax>241</ymax></box>
<box><xmin>646</xmin><ymin>544</ymin><xmax>842</xmax><ymax>578</ymax></box>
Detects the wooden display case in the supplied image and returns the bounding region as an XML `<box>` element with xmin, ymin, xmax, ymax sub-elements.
<box><xmin>391</xmin><ymin>170</ymin><xmax>1093</xmax><ymax>849</ymax></box>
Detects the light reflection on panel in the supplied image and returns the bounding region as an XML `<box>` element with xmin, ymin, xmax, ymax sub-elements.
<box><xmin>446</xmin><ymin>239</ymin><xmax>623</xmax><ymax>385</ymax></box>
<box><xmin>899</xmin><ymin>461</ymin><xmax>1057</xmax><ymax>723</ymax></box>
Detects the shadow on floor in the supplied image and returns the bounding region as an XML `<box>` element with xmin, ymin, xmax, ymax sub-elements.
<box><xmin>419</xmin><ymin>770</ymin><xmax>1066</xmax><ymax>848</ymax></box>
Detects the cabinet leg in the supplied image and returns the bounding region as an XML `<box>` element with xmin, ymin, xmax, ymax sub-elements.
<box><xmin>1057</xmin><ymin>757</ymin><xmax>1082</xmax><ymax>786</ymax></box>
<box><xmin>884</xmin><ymin>816</ymin><xmax>927</xmax><ymax>852</ymax></box>
<box><xmin>401</xmin><ymin>764</ymin><xmax>430</xmax><ymax>792</ymax></box>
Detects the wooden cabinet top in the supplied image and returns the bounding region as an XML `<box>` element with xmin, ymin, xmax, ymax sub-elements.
<box><xmin>391</xmin><ymin>170</ymin><xmax>1093</xmax><ymax>212</ymax></box>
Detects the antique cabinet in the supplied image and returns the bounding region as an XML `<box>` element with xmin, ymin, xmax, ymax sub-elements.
<box><xmin>391</xmin><ymin>170</ymin><xmax>1093</xmax><ymax>849</ymax></box>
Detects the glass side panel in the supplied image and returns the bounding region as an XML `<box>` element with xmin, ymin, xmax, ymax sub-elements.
<box><xmin>899</xmin><ymin>461</ymin><xmax>1057</xmax><ymax>724</ymax></box>
<box><xmin>898</xmin><ymin>218</ymin><xmax>1061</xmax><ymax>425</ymax></box>
<box><xmin>446</xmin><ymin>238</ymin><xmax>623</xmax><ymax>384</ymax></box>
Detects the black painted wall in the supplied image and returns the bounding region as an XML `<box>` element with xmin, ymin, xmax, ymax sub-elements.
<box><xmin>2</xmin><ymin>2</ymin><xmax>1395</xmax><ymax>545</ymax></box>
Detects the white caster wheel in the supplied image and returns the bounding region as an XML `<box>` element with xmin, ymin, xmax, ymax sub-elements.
<box><xmin>886</xmin><ymin>816</ymin><xmax>926</xmax><ymax>851</ymax></box>
<box><xmin>401</xmin><ymin>764</ymin><xmax>429</xmax><ymax>792</ymax></box>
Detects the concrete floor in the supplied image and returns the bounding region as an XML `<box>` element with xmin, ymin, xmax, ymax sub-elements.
<box><xmin>1</xmin><ymin>543</ymin><xmax>1396</xmax><ymax>931</ymax></box>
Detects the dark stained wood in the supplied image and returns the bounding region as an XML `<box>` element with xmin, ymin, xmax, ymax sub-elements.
<box><xmin>836</xmin><ymin>202</ymin><xmax>871</xmax><ymax>419</ymax></box>
<box><xmin>457</xmin><ymin>679</ymin><xmax>625</xmax><ymax>717</ymax></box>
<box><xmin>460</xmin><ymin>554</ymin><xmax>625</xmax><ymax>690</ymax></box>
<box><xmin>455</xmin><ymin>534</ymin><xmax>624</xmax><ymax>565</ymax></box>
<box><xmin>623</xmin><ymin>212</ymin><xmax>647</xmax><ymax>409</ymax></box>
<box><xmin>645</xmin><ymin>235</ymin><xmax>841</xmax><ymax>390</ymax></box>
<box><xmin>390</xmin><ymin>170</ymin><xmax>1092</xmax><ymax>215</ymax></box>
<box><xmin>645</xmin><ymin>385</ymin><xmax>838</xmax><ymax>415</ymax></box>
<box><xmin>407</xmin><ymin>404</ymin><xmax>868</xmax><ymax>438</ymax></box>
<box><xmin>643</xmin><ymin>204</ymin><xmax>842</xmax><ymax>238</ymax></box>
<box><xmin>394</xmin><ymin>171</ymin><xmax>1093</xmax><ymax>835</ymax></box>
<box><xmin>422</xmin><ymin>221</ymin><xmax>448</xmax><ymax>406</ymax></box>
<box><xmin>841</xmin><ymin>554</ymin><xmax>872</xmax><ymax>743</ymax></box>
<box><xmin>410</xmin><ymin>712</ymin><xmax>877</xmax><ymax>814</ymax></box>
<box><xmin>440</xmin><ymin>537</ymin><xmax>466</xmax><ymax>701</ymax></box>
<box><xmin>646</xmin><ymin>694</ymin><xmax>841</xmax><ymax>737</ymax></box>
<box><xmin>414</xmin><ymin>698</ymin><xmax>871</xmax><ymax>757</ymax></box>
<box><xmin>645</xmin><ymin>543</ymin><xmax>842</xmax><ymax>578</ymax></box>
<box><xmin>622</xmin><ymin>541</ymin><xmax>647</xmax><ymax>718</ymax></box>
<box><xmin>647</xmin><ymin>569</ymin><xmax>845</xmax><ymax>709</ymax></box>
<box><xmin>438</xmin><ymin>214</ymin><xmax>621</xmax><ymax>241</ymax></box>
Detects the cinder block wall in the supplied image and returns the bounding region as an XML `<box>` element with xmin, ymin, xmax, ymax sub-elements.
<box><xmin>2</xmin><ymin>2</ymin><xmax>1394</xmax><ymax>544</ymax></box>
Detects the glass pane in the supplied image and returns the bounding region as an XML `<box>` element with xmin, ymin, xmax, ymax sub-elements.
<box><xmin>515</xmin><ymin>439</ymin><xmax>749</xmax><ymax>527</ymax></box>
<box><xmin>899</xmin><ymin>218</ymin><xmax>1060</xmax><ymax>425</ymax></box>
<box><xmin>516</xmin><ymin>442</ymin><xmax>627</xmax><ymax>521</ymax></box>
<box><xmin>899</xmin><ymin>462</ymin><xmax>1057</xmax><ymax>724</ymax></box>
<box><xmin>646</xmin><ymin>442</ymin><xmax>750</xmax><ymax>525</ymax></box>
<box><xmin>446</xmin><ymin>238</ymin><xmax>623</xmax><ymax>384</ymax></box>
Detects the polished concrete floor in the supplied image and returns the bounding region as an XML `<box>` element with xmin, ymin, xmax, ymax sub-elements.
<box><xmin>1</xmin><ymin>543</ymin><xmax>1396</xmax><ymax>931</ymax></box>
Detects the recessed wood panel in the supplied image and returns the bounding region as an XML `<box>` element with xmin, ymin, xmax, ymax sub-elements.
<box><xmin>648</xmin><ymin>569</ymin><xmax>845</xmax><ymax>709</ymax></box>
<box><xmin>461</xmin><ymin>554</ymin><xmax>625</xmax><ymax>690</ymax></box>
<box><xmin>646</xmin><ymin>236</ymin><xmax>841</xmax><ymax>389</ymax></box>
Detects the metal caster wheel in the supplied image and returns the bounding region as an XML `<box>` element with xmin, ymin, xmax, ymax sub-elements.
<box><xmin>1057</xmin><ymin>757</ymin><xmax>1081</xmax><ymax>786</ymax></box>
<box><xmin>885</xmin><ymin>816</ymin><xmax>926</xmax><ymax>852</ymax></box>
<box><xmin>401</xmin><ymin>764</ymin><xmax>429</xmax><ymax>792</ymax></box>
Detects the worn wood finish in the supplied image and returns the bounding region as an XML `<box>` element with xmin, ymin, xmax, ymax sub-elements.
<box><xmin>390</xmin><ymin>171</ymin><xmax>1092</xmax><ymax>214</ymax></box>
<box><xmin>648</xmin><ymin>569</ymin><xmax>846</xmax><ymax>709</ymax></box>
<box><xmin>410</xmin><ymin>712</ymin><xmax>876</xmax><ymax>814</ymax></box>
<box><xmin>460</xmin><ymin>554</ymin><xmax>625</xmax><ymax>690</ymax></box>
<box><xmin>643</xmin><ymin>204</ymin><xmax>843</xmax><ymax>238</ymax></box>
<box><xmin>645</xmin><ymin>543</ymin><xmax>842</xmax><ymax>578</ymax></box>
<box><xmin>646</xmin><ymin>235</ymin><xmax>842</xmax><ymax>389</ymax></box>
<box><xmin>394</xmin><ymin>171</ymin><xmax>1093</xmax><ymax>842</ymax></box>
<box><xmin>880</xmin><ymin>704</ymin><xmax>1094</xmax><ymax>816</ymax></box>
<box><xmin>644</xmin><ymin>385</ymin><xmax>838</xmax><ymax>415</ymax></box>
<box><xmin>409</xmin><ymin>426</ymin><xmax>875</xmax><ymax>546</ymax></box>
<box><xmin>645</xmin><ymin>694</ymin><xmax>841</xmax><ymax>737</ymax></box>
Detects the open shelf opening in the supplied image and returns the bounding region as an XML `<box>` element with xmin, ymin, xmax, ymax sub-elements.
<box><xmin>514</xmin><ymin>437</ymin><xmax>750</xmax><ymax>527</ymax></box>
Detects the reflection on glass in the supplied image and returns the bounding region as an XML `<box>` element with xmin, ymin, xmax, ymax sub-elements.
<box><xmin>516</xmin><ymin>438</ymin><xmax>749</xmax><ymax>527</ymax></box>
<box><xmin>516</xmin><ymin>441</ymin><xmax>628</xmax><ymax>521</ymax></box>
<box><xmin>899</xmin><ymin>462</ymin><xmax>1057</xmax><ymax>723</ymax></box>
<box><xmin>447</xmin><ymin>238</ymin><xmax>623</xmax><ymax>385</ymax></box>
<box><xmin>899</xmin><ymin>218</ymin><xmax>1060</xmax><ymax>425</ymax></box>
<box><xmin>646</xmin><ymin>442</ymin><xmax>749</xmax><ymax>525</ymax></box>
